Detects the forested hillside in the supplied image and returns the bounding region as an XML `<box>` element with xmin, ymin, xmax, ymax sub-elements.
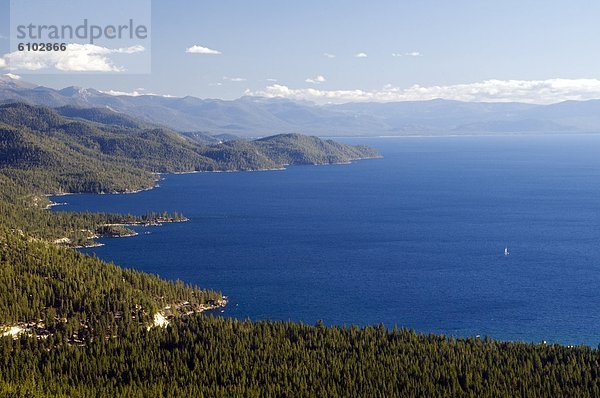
<box><xmin>0</xmin><ymin>103</ymin><xmax>379</xmax><ymax>194</ymax></box>
<box><xmin>256</xmin><ymin>133</ymin><xmax>378</xmax><ymax>165</ymax></box>
<box><xmin>0</xmin><ymin>173</ymin><xmax>184</xmax><ymax>247</ymax></box>
<box><xmin>1</xmin><ymin>316</ymin><xmax>598</xmax><ymax>397</ymax></box>
<box><xmin>0</xmin><ymin>229</ymin><xmax>222</xmax><ymax>332</ymax></box>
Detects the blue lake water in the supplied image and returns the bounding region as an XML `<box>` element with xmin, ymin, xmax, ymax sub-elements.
<box><xmin>53</xmin><ymin>136</ymin><xmax>600</xmax><ymax>346</ymax></box>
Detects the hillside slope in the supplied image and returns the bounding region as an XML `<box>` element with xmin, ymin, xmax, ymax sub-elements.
<box><xmin>0</xmin><ymin>103</ymin><xmax>380</xmax><ymax>193</ymax></box>
<box><xmin>0</xmin><ymin>228</ymin><xmax>223</xmax><ymax>340</ymax></box>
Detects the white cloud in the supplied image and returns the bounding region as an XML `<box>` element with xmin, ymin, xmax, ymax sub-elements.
<box><xmin>248</xmin><ymin>79</ymin><xmax>600</xmax><ymax>104</ymax></box>
<box><xmin>113</xmin><ymin>45</ymin><xmax>144</xmax><ymax>54</ymax></box>
<box><xmin>185</xmin><ymin>45</ymin><xmax>221</xmax><ymax>55</ymax></box>
<box><xmin>0</xmin><ymin>44</ymin><xmax>144</xmax><ymax>72</ymax></box>
<box><xmin>266</xmin><ymin>78</ymin><xmax>278</xmax><ymax>82</ymax></box>
<box><xmin>305</xmin><ymin>75</ymin><xmax>326</xmax><ymax>84</ymax></box>
<box><xmin>3</xmin><ymin>73</ymin><xmax>21</xmax><ymax>79</ymax></box>
<box><xmin>323</xmin><ymin>53</ymin><xmax>336</xmax><ymax>59</ymax></box>
<box><xmin>0</xmin><ymin>58</ymin><xmax>5</xmax><ymax>68</ymax></box>
<box><xmin>392</xmin><ymin>52</ymin><xmax>422</xmax><ymax>57</ymax></box>
<box><xmin>223</xmin><ymin>76</ymin><xmax>246</xmax><ymax>82</ymax></box>
<box><xmin>100</xmin><ymin>89</ymin><xmax>174</xmax><ymax>97</ymax></box>
<box><xmin>355</xmin><ymin>52</ymin><xmax>368</xmax><ymax>58</ymax></box>
<box><xmin>101</xmin><ymin>89</ymin><xmax>145</xmax><ymax>96</ymax></box>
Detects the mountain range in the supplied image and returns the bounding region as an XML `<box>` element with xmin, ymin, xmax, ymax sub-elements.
<box><xmin>3</xmin><ymin>75</ymin><xmax>600</xmax><ymax>136</ymax></box>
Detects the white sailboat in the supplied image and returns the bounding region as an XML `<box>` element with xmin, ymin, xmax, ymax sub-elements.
<box><xmin>504</xmin><ymin>246</ymin><xmax>510</xmax><ymax>256</ymax></box>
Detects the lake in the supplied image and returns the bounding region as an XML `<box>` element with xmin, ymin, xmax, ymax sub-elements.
<box><xmin>53</xmin><ymin>135</ymin><xmax>600</xmax><ymax>346</ymax></box>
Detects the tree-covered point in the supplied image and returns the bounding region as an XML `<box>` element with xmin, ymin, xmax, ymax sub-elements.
<box><xmin>255</xmin><ymin>133</ymin><xmax>380</xmax><ymax>165</ymax></box>
<box><xmin>0</xmin><ymin>228</ymin><xmax>223</xmax><ymax>335</ymax></box>
<box><xmin>0</xmin><ymin>316</ymin><xmax>598</xmax><ymax>397</ymax></box>
<box><xmin>0</xmin><ymin>176</ymin><xmax>185</xmax><ymax>247</ymax></box>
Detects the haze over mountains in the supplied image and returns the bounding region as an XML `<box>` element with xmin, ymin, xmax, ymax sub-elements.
<box><xmin>3</xmin><ymin>75</ymin><xmax>600</xmax><ymax>137</ymax></box>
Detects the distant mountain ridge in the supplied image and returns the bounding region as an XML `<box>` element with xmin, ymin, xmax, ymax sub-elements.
<box><xmin>2</xmin><ymin>75</ymin><xmax>600</xmax><ymax>136</ymax></box>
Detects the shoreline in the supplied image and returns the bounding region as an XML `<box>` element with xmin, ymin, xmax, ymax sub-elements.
<box><xmin>44</xmin><ymin>201</ymin><xmax>67</xmax><ymax>210</ymax></box>
<box><xmin>322</xmin><ymin>131</ymin><xmax>600</xmax><ymax>139</ymax></box>
<box><xmin>46</xmin><ymin>157</ymin><xmax>380</xmax><ymax>249</ymax></box>
<box><xmin>54</xmin><ymin>219</ymin><xmax>188</xmax><ymax>249</ymax></box>
<box><xmin>48</xmin><ymin>156</ymin><xmax>381</xmax><ymax>201</ymax></box>
<box><xmin>152</xmin><ymin>296</ymin><xmax>229</xmax><ymax>329</ymax></box>
<box><xmin>43</xmin><ymin>158</ymin><xmax>377</xmax><ymax>322</ymax></box>
<box><xmin>2</xmin><ymin>296</ymin><xmax>229</xmax><ymax>340</ymax></box>
<box><xmin>171</xmin><ymin>167</ymin><xmax>287</xmax><ymax>175</ymax></box>
<box><xmin>164</xmin><ymin>156</ymin><xmax>381</xmax><ymax>176</ymax></box>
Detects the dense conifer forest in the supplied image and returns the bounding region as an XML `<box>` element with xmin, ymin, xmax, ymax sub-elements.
<box><xmin>0</xmin><ymin>102</ymin><xmax>597</xmax><ymax>397</ymax></box>
<box><xmin>0</xmin><ymin>102</ymin><xmax>379</xmax><ymax>193</ymax></box>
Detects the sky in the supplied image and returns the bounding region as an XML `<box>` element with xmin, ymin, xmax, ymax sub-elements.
<box><xmin>1</xmin><ymin>0</ymin><xmax>600</xmax><ymax>104</ymax></box>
